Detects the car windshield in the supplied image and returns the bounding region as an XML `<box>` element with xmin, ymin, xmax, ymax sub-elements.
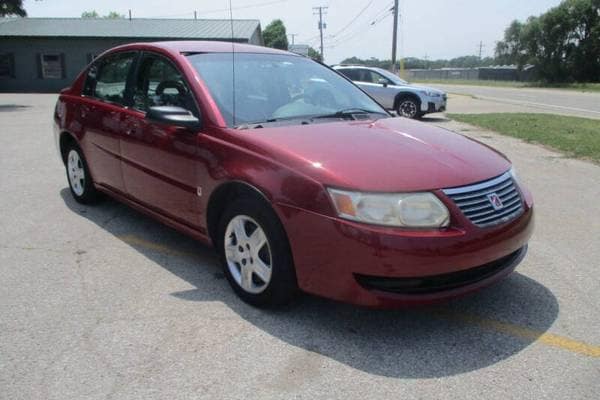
<box><xmin>187</xmin><ymin>53</ymin><xmax>388</xmax><ymax>127</ymax></box>
<box><xmin>374</xmin><ymin>68</ymin><xmax>409</xmax><ymax>85</ymax></box>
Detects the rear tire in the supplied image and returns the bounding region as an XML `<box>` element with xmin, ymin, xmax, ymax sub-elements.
<box><xmin>64</xmin><ymin>143</ymin><xmax>101</xmax><ymax>204</ymax></box>
<box><xmin>217</xmin><ymin>196</ymin><xmax>298</xmax><ymax>308</ymax></box>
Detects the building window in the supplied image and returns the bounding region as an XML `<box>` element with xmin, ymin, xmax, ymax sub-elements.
<box><xmin>0</xmin><ymin>53</ymin><xmax>15</xmax><ymax>79</ymax></box>
<box><xmin>39</xmin><ymin>53</ymin><xmax>65</xmax><ymax>79</ymax></box>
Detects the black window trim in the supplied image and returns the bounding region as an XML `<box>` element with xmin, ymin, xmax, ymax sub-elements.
<box><xmin>38</xmin><ymin>52</ymin><xmax>66</xmax><ymax>80</ymax></box>
<box><xmin>81</xmin><ymin>50</ymin><xmax>140</xmax><ymax>108</ymax></box>
<box><xmin>128</xmin><ymin>50</ymin><xmax>201</xmax><ymax>119</ymax></box>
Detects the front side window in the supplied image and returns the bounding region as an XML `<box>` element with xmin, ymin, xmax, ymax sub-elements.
<box><xmin>375</xmin><ymin>68</ymin><xmax>408</xmax><ymax>85</ymax></box>
<box><xmin>132</xmin><ymin>54</ymin><xmax>197</xmax><ymax>115</ymax></box>
<box><xmin>40</xmin><ymin>53</ymin><xmax>64</xmax><ymax>79</ymax></box>
<box><xmin>0</xmin><ymin>53</ymin><xmax>15</xmax><ymax>79</ymax></box>
<box><xmin>357</xmin><ymin>70</ymin><xmax>386</xmax><ymax>84</ymax></box>
<box><xmin>338</xmin><ymin>68</ymin><xmax>360</xmax><ymax>81</ymax></box>
<box><xmin>84</xmin><ymin>52</ymin><xmax>136</xmax><ymax>105</ymax></box>
<box><xmin>187</xmin><ymin>53</ymin><xmax>386</xmax><ymax>127</ymax></box>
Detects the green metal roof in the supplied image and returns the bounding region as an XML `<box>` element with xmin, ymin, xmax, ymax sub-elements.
<box><xmin>0</xmin><ymin>17</ymin><xmax>260</xmax><ymax>40</ymax></box>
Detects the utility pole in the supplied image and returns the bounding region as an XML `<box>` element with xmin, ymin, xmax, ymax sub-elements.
<box><xmin>288</xmin><ymin>33</ymin><xmax>298</xmax><ymax>45</ymax></box>
<box><xmin>391</xmin><ymin>0</ymin><xmax>399</xmax><ymax>73</ymax></box>
<box><xmin>313</xmin><ymin>6</ymin><xmax>328</xmax><ymax>61</ymax></box>
<box><xmin>478</xmin><ymin>41</ymin><xmax>484</xmax><ymax>60</ymax></box>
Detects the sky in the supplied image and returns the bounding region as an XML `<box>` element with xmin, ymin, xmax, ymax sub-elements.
<box><xmin>23</xmin><ymin>0</ymin><xmax>563</xmax><ymax>64</ymax></box>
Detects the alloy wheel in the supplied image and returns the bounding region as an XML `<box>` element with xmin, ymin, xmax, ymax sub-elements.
<box><xmin>224</xmin><ymin>215</ymin><xmax>273</xmax><ymax>294</ymax></box>
<box><xmin>399</xmin><ymin>100</ymin><xmax>418</xmax><ymax>118</ymax></box>
<box><xmin>67</xmin><ymin>149</ymin><xmax>85</xmax><ymax>196</ymax></box>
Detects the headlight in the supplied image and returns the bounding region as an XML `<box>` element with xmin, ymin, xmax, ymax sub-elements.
<box><xmin>327</xmin><ymin>188</ymin><xmax>450</xmax><ymax>228</ymax></box>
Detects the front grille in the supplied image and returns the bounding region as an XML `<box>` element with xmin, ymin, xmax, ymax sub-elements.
<box><xmin>443</xmin><ymin>171</ymin><xmax>524</xmax><ymax>228</ymax></box>
<box><xmin>355</xmin><ymin>246</ymin><xmax>527</xmax><ymax>294</ymax></box>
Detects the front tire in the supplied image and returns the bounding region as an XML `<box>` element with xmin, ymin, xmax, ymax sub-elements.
<box><xmin>65</xmin><ymin>143</ymin><xmax>100</xmax><ymax>204</ymax></box>
<box><xmin>397</xmin><ymin>97</ymin><xmax>421</xmax><ymax>119</ymax></box>
<box><xmin>217</xmin><ymin>197</ymin><xmax>298</xmax><ymax>307</ymax></box>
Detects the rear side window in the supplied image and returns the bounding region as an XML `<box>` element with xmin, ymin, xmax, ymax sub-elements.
<box><xmin>83</xmin><ymin>52</ymin><xmax>136</xmax><ymax>105</ymax></box>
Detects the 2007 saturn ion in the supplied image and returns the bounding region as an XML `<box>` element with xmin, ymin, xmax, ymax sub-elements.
<box><xmin>54</xmin><ymin>41</ymin><xmax>534</xmax><ymax>308</ymax></box>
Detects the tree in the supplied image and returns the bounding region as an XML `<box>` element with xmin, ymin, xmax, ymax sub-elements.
<box><xmin>0</xmin><ymin>0</ymin><xmax>26</xmax><ymax>17</ymax></box>
<box><xmin>263</xmin><ymin>19</ymin><xmax>288</xmax><ymax>50</ymax></box>
<box><xmin>81</xmin><ymin>10</ymin><xmax>100</xmax><ymax>18</ymax></box>
<box><xmin>495</xmin><ymin>0</ymin><xmax>600</xmax><ymax>82</ymax></box>
<box><xmin>81</xmin><ymin>10</ymin><xmax>124</xmax><ymax>19</ymax></box>
<box><xmin>104</xmin><ymin>11</ymin><xmax>124</xmax><ymax>19</ymax></box>
<box><xmin>308</xmin><ymin>47</ymin><xmax>322</xmax><ymax>62</ymax></box>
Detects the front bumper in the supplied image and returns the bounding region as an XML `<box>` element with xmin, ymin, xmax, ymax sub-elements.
<box><xmin>276</xmin><ymin>192</ymin><xmax>533</xmax><ymax>307</ymax></box>
<box><xmin>420</xmin><ymin>94</ymin><xmax>447</xmax><ymax>114</ymax></box>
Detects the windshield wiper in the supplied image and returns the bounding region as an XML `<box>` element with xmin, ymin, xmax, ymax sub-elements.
<box><xmin>311</xmin><ymin>108</ymin><xmax>389</xmax><ymax>120</ymax></box>
<box><xmin>235</xmin><ymin>116</ymin><xmax>311</xmax><ymax>130</ymax></box>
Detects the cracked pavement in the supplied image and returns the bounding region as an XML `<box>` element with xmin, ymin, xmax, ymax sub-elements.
<box><xmin>1</xmin><ymin>94</ymin><xmax>599</xmax><ymax>399</ymax></box>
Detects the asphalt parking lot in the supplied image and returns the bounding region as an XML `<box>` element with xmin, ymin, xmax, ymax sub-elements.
<box><xmin>1</xmin><ymin>93</ymin><xmax>599</xmax><ymax>399</ymax></box>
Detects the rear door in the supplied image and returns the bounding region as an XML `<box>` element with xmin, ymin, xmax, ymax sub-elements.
<box><xmin>120</xmin><ymin>52</ymin><xmax>201</xmax><ymax>226</ymax></box>
<box><xmin>80</xmin><ymin>51</ymin><xmax>137</xmax><ymax>193</ymax></box>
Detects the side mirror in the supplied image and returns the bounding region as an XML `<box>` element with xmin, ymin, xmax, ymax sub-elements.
<box><xmin>377</xmin><ymin>78</ymin><xmax>389</xmax><ymax>87</ymax></box>
<box><xmin>146</xmin><ymin>106</ymin><xmax>201</xmax><ymax>130</ymax></box>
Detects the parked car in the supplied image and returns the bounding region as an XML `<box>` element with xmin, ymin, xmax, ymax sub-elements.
<box><xmin>54</xmin><ymin>41</ymin><xmax>533</xmax><ymax>308</ymax></box>
<box><xmin>333</xmin><ymin>65</ymin><xmax>447</xmax><ymax>119</ymax></box>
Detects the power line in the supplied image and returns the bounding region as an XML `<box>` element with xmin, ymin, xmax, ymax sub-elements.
<box><xmin>147</xmin><ymin>0</ymin><xmax>290</xmax><ymax>18</ymax></box>
<box><xmin>329</xmin><ymin>0</ymin><xmax>374</xmax><ymax>38</ymax></box>
<box><xmin>327</xmin><ymin>4</ymin><xmax>393</xmax><ymax>48</ymax></box>
<box><xmin>326</xmin><ymin>1</ymin><xmax>393</xmax><ymax>46</ymax></box>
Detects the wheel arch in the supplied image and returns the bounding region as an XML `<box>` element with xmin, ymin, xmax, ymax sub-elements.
<box><xmin>58</xmin><ymin>131</ymin><xmax>79</xmax><ymax>165</ymax></box>
<box><xmin>393</xmin><ymin>91</ymin><xmax>422</xmax><ymax>111</ymax></box>
<box><xmin>206</xmin><ymin>180</ymin><xmax>279</xmax><ymax>247</ymax></box>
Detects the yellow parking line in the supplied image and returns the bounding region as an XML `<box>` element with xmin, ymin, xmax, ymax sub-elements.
<box><xmin>435</xmin><ymin>311</ymin><xmax>600</xmax><ymax>358</ymax></box>
<box><xmin>118</xmin><ymin>233</ymin><xmax>600</xmax><ymax>358</ymax></box>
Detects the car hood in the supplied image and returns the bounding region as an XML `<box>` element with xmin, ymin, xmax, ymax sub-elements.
<box><xmin>231</xmin><ymin>117</ymin><xmax>511</xmax><ymax>192</ymax></box>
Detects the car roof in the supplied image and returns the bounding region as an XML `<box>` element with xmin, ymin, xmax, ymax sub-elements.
<box><xmin>109</xmin><ymin>40</ymin><xmax>299</xmax><ymax>56</ymax></box>
<box><xmin>334</xmin><ymin>65</ymin><xmax>373</xmax><ymax>69</ymax></box>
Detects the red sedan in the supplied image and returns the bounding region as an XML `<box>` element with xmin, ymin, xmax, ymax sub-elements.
<box><xmin>54</xmin><ymin>41</ymin><xmax>534</xmax><ymax>308</ymax></box>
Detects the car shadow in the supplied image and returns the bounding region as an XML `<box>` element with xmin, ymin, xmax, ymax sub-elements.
<box><xmin>420</xmin><ymin>115</ymin><xmax>451</xmax><ymax>123</ymax></box>
<box><xmin>60</xmin><ymin>188</ymin><xmax>558</xmax><ymax>379</ymax></box>
<box><xmin>0</xmin><ymin>104</ymin><xmax>31</xmax><ymax>112</ymax></box>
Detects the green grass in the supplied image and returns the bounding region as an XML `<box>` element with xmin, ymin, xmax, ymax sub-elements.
<box><xmin>412</xmin><ymin>79</ymin><xmax>600</xmax><ymax>92</ymax></box>
<box><xmin>448</xmin><ymin>113</ymin><xmax>600</xmax><ymax>162</ymax></box>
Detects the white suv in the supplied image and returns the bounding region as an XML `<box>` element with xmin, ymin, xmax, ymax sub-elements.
<box><xmin>333</xmin><ymin>65</ymin><xmax>447</xmax><ymax>119</ymax></box>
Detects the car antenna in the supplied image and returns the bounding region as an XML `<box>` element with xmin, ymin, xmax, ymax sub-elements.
<box><xmin>228</xmin><ymin>0</ymin><xmax>236</xmax><ymax>127</ymax></box>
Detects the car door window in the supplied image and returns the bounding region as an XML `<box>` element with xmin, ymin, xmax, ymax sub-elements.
<box><xmin>83</xmin><ymin>52</ymin><xmax>136</xmax><ymax>105</ymax></box>
<box><xmin>364</xmin><ymin>70</ymin><xmax>389</xmax><ymax>85</ymax></box>
<box><xmin>339</xmin><ymin>68</ymin><xmax>360</xmax><ymax>81</ymax></box>
<box><xmin>132</xmin><ymin>54</ymin><xmax>197</xmax><ymax>115</ymax></box>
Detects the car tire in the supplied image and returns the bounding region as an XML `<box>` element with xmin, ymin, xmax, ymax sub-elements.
<box><xmin>64</xmin><ymin>142</ymin><xmax>101</xmax><ymax>204</ymax></box>
<box><xmin>217</xmin><ymin>196</ymin><xmax>298</xmax><ymax>308</ymax></box>
<box><xmin>397</xmin><ymin>98</ymin><xmax>420</xmax><ymax>119</ymax></box>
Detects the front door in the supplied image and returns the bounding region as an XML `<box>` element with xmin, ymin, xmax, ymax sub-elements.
<box><xmin>120</xmin><ymin>52</ymin><xmax>201</xmax><ymax>227</ymax></box>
